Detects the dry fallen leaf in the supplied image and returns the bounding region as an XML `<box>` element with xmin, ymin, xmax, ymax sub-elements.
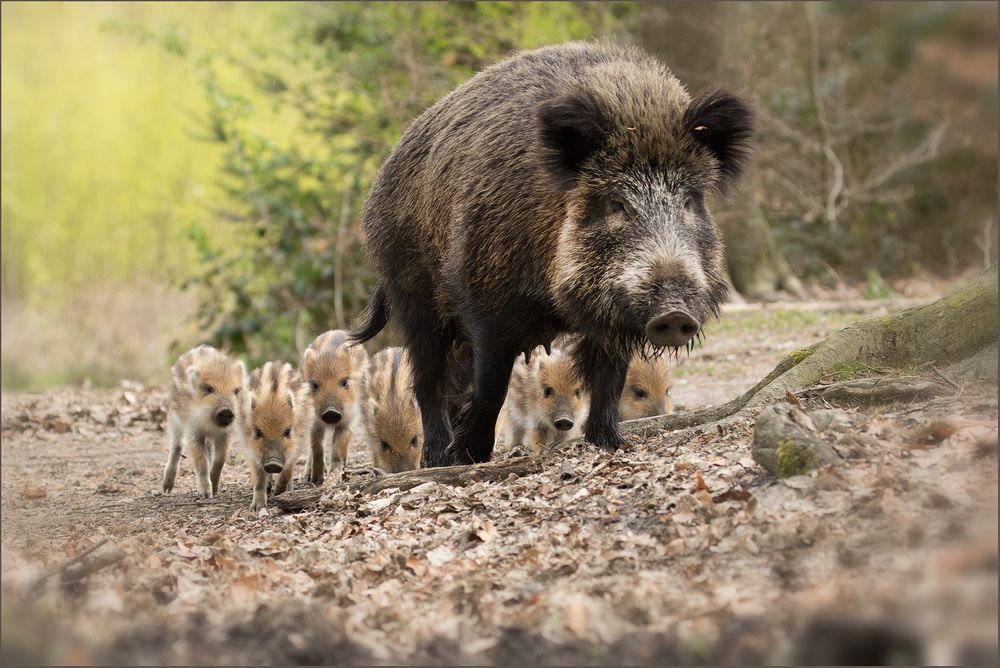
<box><xmin>231</xmin><ymin>574</ymin><xmax>264</xmax><ymax>605</ymax></box>
<box><xmin>472</xmin><ymin>517</ymin><xmax>497</xmax><ymax>543</ymax></box>
<box><xmin>785</xmin><ymin>390</ymin><xmax>803</xmax><ymax>408</ymax></box>
<box><xmin>20</xmin><ymin>482</ymin><xmax>47</xmax><ymax>499</ymax></box>
<box><xmin>692</xmin><ymin>472</ymin><xmax>710</xmax><ymax>494</ymax></box>
<box><xmin>404</xmin><ymin>556</ymin><xmax>428</xmax><ymax>576</ymax></box>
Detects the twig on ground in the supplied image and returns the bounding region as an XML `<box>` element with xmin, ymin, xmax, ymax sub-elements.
<box><xmin>28</xmin><ymin>538</ymin><xmax>126</xmax><ymax>595</ymax></box>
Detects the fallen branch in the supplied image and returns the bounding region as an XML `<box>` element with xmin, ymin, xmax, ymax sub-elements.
<box><xmin>28</xmin><ymin>539</ymin><xmax>127</xmax><ymax>595</ymax></box>
<box><xmin>273</xmin><ymin>455</ymin><xmax>548</xmax><ymax>512</ymax></box>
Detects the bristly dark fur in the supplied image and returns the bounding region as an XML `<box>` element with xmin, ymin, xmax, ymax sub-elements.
<box><xmin>356</xmin><ymin>42</ymin><xmax>752</xmax><ymax>467</ymax></box>
<box><xmin>683</xmin><ymin>90</ymin><xmax>755</xmax><ymax>193</ymax></box>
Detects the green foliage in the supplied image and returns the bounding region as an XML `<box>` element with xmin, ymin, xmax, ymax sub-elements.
<box><xmin>864</xmin><ymin>269</ymin><xmax>894</xmax><ymax>300</ymax></box>
<box><xmin>168</xmin><ymin>2</ymin><xmax>632</xmax><ymax>364</ymax></box>
<box><xmin>1</xmin><ymin>4</ymin><xmax>216</xmax><ymax>301</ymax></box>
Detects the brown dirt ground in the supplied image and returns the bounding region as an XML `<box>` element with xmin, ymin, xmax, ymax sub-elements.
<box><xmin>1</xmin><ymin>298</ymin><xmax>997</xmax><ymax>665</ymax></box>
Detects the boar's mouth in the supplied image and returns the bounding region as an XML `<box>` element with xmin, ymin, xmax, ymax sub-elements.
<box><xmin>598</xmin><ymin>285</ymin><xmax>715</xmax><ymax>356</ymax></box>
<box><xmin>645</xmin><ymin>309</ymin><xmax>700</xmax><ymax>349</ymax></box>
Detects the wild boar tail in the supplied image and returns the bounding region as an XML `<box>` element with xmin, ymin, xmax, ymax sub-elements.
<box><xmin>350</xmin><ymin>282</ymin><xmax>390</xmax><ymax>344</ymax></box>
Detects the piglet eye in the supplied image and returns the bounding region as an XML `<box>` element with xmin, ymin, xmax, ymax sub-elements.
<box><xmin>575</xmin><ymin>388</ymin><xmax>583</xmax><ymax>398</ymax></box>
<box><xmin>309</xmin><ymin>381</ymin><xmax>319</xmax><ymax>392</ymax></box>
<box><xmin>634</xmin><ymin>388</ymin><xmax>648</xmax><ymax>400</ymax></box>
<box><xmin>339</xmin><ymin>378</ymin><xmax>349</xmax><ymax>389</ymax></box>
<box><xmin>410</xmin><ymin>436</ymin><xmax>418</xmax><ymax>447</ymax></box>
<box><xmin>203</xmin><ymin>384</ymin><xmax>215</xmax><ymax>395</ymax></box>
<box><xmin>233</xmin><ymin>387</ymin><xmax>241</xmax><ymax>396</ymax></box>
<box><xmin>543</xmin><ymin>387</ymin><xmax>554</xmax><ymax>398</ymax></box>
<box><xmin>380</xmin><ymin>441</ymin><xmax>391</xmax><ymax>451</ymax></box>
<box><xmin>253</xmin><ymin>428</ymin><xmax>262</xmax><ymax>440</ymax></box>
<box><xmin>283</xmin><ymin>428</ymin><xmax>292</xmax><ymax>439</ymax></box>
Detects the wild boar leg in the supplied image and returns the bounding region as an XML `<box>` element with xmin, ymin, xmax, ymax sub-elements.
<box><xmin>331</xmin><ymin>428</ymin><xmax>350</xmax><ymax>470</ymax></box>
<box><xmin>308</xmin><ymin>423</ymin><xmax>325</xmax><ymax>485</ymax></box>
<box><xmin>446</xmin><ymin>334</ymin><xmax>518</xmax><ymax>465</ymax></box>
<box><xmin>189</xmin><ymin>436</ymin><xmax>213</xmax><ymax>498</ymax></box>
<box><xmin>249</xmin><ymin>463</ymin><xmax>267</xmax><ymax>510</ymax></box>
<box><xmin>274</xmin><ymin>464</ymin><xmax>294</xmax><ymax>496</ymax></box>
<box><xmin>577</xmin><ymin>337</ymin><xmax>629</xmax><ymax>449</ymax></box>
<box><xmin>161</xmin><ymin>422</ymin><xmax>184</xmax><ymax>493</ymax></box>
<box><xmin>401</xmin><ymin>311</ymin><xmax>454</xmax><ymax>468</ymax></box>
<box><xmin>209</xmin><ymin>433</ymin><xmax>228</xmax><ymax>495</ymax></box>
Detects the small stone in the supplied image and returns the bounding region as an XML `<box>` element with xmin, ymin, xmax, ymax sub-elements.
<box><xmin>752</xmin><ymin>405</ymin><xmax>843</xmax><ymax>478</ymax></box>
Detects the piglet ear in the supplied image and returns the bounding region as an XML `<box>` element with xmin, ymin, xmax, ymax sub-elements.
<box><xmin>302</xmin><ymin>346</ymin><xmax>316</xmax><ymax>368</ymax></box>
<box><xmin>684</xmin><ymin>90</ymin><xmax>754</xmax><ymax>193</ymax></box>
<box><xmin>536</xmin><ymin>92</ymin><xmax>608</xmax><ymax>191</ymax></box>
<box><xmin>350</xmin><ymin>343</ymin><xmax>368</xmax><ymax>369</ymax></box>
<box><xmin>186</xmin><ymin>366</ymin><xmax>200</xmax><ymax>393</ymax></box>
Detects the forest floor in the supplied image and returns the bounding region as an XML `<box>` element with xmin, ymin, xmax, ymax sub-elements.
<box><xmin>1</xmin><ymin>296</ymin><xmax>997</xmax><ymax>665</ymax></box>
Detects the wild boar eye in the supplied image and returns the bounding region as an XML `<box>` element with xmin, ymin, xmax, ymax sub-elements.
<box><xmin>203</xmin><ymin>384</ymin><xmax>215</xmax><ymax>395</ymax></box>
<box><xmin>253</xmin><ymin>428</ymin><xmax>262</xmax><ymax>440</ymax></box>
<box><xmin>234</xmin><ymin>387</ymin><xmax>241</xmax><ymax>396</ymax></box>
<box><xmin>684</xmin><ymin>196</ymin><xmax>696</xmax><ymax>212</ymax></box>
<box><xmin>543</xmin><ymin>387</ymin><xmax>554</xmax><ymax>398</ymax></box>
<box><xmin>309</xmin><ymin>380</ymin><xmax>319</xmax><ymax>392</ymax></box>
<box><xmin>633</xmin><ymin>388</ymin><xmax>648</xmax><ymax>400</ymax></box>
<box><xmin>410</xmin><ymin>436</ymin><xmax>418</xmax><ymax>447</ymax></box>
<box><xmin>339</xmin><ymin>378</ymin><xmax>349</xmax><ymax>389</ymax></box>
<box><xmin>380</xmin><ymin>441</ymin><xmax>391</xmax><ymax>451</ymax></box>
<box><xmin>609</xmin><ymin>199</ymin><xmax>627</xmax><ymax>215</ymax></box>
<box><xmin>575</xmin><ymin>388</ymin><xmax>583</xmax><ymax>398</ymax></box>
<box><xmin>283</xmin><ymin>428</ymin><xmax>291</xmax><ymax>439</ymax></box>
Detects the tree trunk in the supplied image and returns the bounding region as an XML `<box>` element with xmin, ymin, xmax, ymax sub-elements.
<box><xmin>720</xmin><ymin>172</ymin><xmax>807</xmax><ymax>301</ymax></box>
<box><xmin>637</xmin><ymin>3</ymin><xmax>804</xmax><ymax>302</ymax></box>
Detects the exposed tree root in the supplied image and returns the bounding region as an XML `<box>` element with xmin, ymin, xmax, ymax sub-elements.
<box><xmin>741</xmin><ymin>270</ymin><xmax>997</xmax><ymax>411</ymax></box>
<box><xmin>277</xmin><ymin>271</ymin><xmax>997</xmax><ymax>512</ymax></box>
<box><xmin>799</xmin><ymin>377</ymin><xmax>951</xmax><ymax>405</ymax></box>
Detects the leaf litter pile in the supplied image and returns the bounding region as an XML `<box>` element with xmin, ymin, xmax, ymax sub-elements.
<box><xmin>2</xmin><ymin>309</ymin><xmax>997</xmax><ymax>665</ymax></box>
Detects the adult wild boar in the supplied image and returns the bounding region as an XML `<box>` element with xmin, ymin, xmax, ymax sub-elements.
<box><xmin>352</xmin><ymin>42</ymin><xmax>752</xmax><ymax>466</ymax></box>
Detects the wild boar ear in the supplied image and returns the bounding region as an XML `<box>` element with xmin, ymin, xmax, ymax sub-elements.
<box><xmin>302</xmin><ymin>346</ymin><xmax>316</xmax><ymax>368</ymax></box>
<box><xmin>684</xmin><ymin>90</ymin><xmax>754</xmax><ymax>193</ymax></box>
<box><xmin>350</xmin><ymin>343</ymin><xmax>368</xmax><ymax>369</ymax></box>
<box><xmin>236</xmin><ymin>360</ymin><xmax>248</xmax><ymax>381</ymax></box>
<box><xmin>536</xmin><ymin>92</ymin><xmax>608</xmax><ymax>191</ymax></box>
<box><xmin>185</xmin><ymin>366</ymin><xmax>199</xmax><ymax>393</ymax></box>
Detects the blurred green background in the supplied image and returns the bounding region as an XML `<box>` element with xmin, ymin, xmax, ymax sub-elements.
<box><xmin>2</xmin><ymin>1</ymin><xmax>996</xmax><ymax>389</ymax></box>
